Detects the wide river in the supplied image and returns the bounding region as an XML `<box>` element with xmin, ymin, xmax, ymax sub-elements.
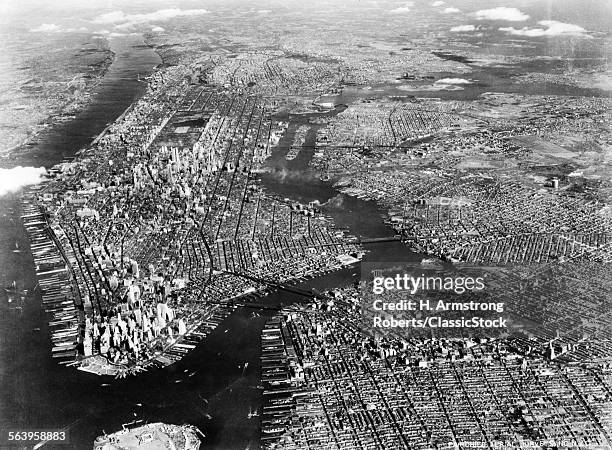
<box><xmin>3</xmin><ymin>32</ymin><xmax>606</xmax><ymax>449</ymax></box>
<box><xmin>0</xmin><ymin>34</ymin><xmax>416</xmax><ymax>450</ymax></box>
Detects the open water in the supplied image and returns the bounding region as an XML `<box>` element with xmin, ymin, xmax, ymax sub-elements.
<box><xmin>0</xmin><ymin>12</ymin><xmax>609</xmax><ymax>447</ymax></box>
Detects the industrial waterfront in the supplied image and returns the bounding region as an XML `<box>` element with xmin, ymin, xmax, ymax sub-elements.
<box><xmin>0</xmin><ymin>33</ymin><xmax>417</xmax><ymax>449</ymax></box>
<box><xmin>1</xmin><ymin>1</ymin><xmax>611</xmax><ymax>449</ymax></box>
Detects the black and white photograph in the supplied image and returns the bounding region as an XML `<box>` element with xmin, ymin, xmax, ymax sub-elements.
<box><xmin>0</xmin><ymin>0</ymin><xmax>611</xmax><ymax>448</ymax></box>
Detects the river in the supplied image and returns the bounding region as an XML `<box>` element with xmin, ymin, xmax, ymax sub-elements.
<box><xmin>6</xmin><ymin>27</ymin><xmax>593</xmax><ymax>448</ymax></box>
<box><xmin>0</xmin><ymin>32</ymin><xmax>418</xmax><ymax>450</ymax></box>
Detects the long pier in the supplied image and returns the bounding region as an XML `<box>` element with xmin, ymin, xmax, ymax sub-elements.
<box><xmin>20</xmin><ymin>199</ymin><xmax>82</xmax><ymax>361</ymax></box>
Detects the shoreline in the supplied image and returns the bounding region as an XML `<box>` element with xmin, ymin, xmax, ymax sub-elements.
<box><xmin>87</xmin><ymin>53</ymin><xmax>166</xmax><ymax>151</ymax></box>
<box><xmin>1</xmin><ymin>34</ymin><xmax>161</xmax><ymax>169</ymax></box>
<box><xmin>18</xmin><ymin>58</ymin><xmax>380</xmax><ymax>377</ymax></box>
<box><xmin>2</xmin><ymin>47</ymin><xmax>117</xmax><ymax>162</ymax></box>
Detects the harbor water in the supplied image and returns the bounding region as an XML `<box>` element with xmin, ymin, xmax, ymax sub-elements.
<box><xmin>5</xmin><ymin>29</ymin><xmax>605</xmax><ymax>449</ymax></box>
<box><xmin>0</xmin><ymin>34</ymin><xmax>416</xmax><ymax>450</ymax></box>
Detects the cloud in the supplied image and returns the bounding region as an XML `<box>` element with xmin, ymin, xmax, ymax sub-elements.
<box><xmin>450</xmin><ymin>24</ymin><xmax>476</xmax><ymax>32</ymax></box>
<box><xmin>92</xmin><ymin>8</ymin><xmax>209</xmax><ymax>29</ymax></box>
<box><xmin>442</xmin><ymin>7</ymin><xmax>460</xmax><ymax>13</ymax></box>
<box><xmin>93</xmin><ymin>11</ymin><xmax>127</xmax><ymax>24</ymax></box>
<box><xmin>114</xmin><ymin>22</ymin><xmax>137</xmax><ymax>31</ymax></box>
<box><xmin>432</xmin><ymin>1</ymin><xmax>445</xmax><ymax>6</ymax></box>
<box><xmin>399</xmin><ymin>84</ymin><xmax>464</xmax><ymax>91</ymax></box>
<box><xmin>109</xmin><ymin>32</ymin><xmax>138</xmax><ymax>37</ymax></box>
<box><xmin>322</xmin><ymin>194</ymin><xmax>344</xmax><ymax>209</ymax></box>
<box><xmin>500</xmin><ymin>20</ymin><xmax>589</xmax><ymax>37</ymax></box>
<box><xmin>475</xmin><ymin>7</ymin><xmax>529</xmax><ymax>21</ymax></box>
<box><xmin>65</xmin><ymin>27</ymin><xmax>88</xmax><ymax>32</ymax></box>
<box><xmin>390</xmin><ymin>1</ymin><xmax>413</xmax><ymax>13</ymax></box>
<box><xmin>31</xmin><ymin>24</ymin><xmax>91</xmax><ymax>34</ymax></box>
<box><xmin>151</xmin><ymin>26</ymin><xmax>165</xmax><ymax>32</ymax></box>
<box><xmin>257</xmin><ymin>10</ymin><xmax>272</xmax><ymax>14</ymax></box>
<box><xmin>263</xmin><ymin>167</ymin><xmax>319</xmax><ymax>184</ymax></box>
<box><xmin>435</xmin><ymin>78</ymin><xmax>472</xmax><ymax>84</ymax></box>
<box><xmin>0</xmin><ymin>167</ymin><xmax>47</xmax><ymax>196</ymax></box>
<box><xmin>30</xmin><ymin>23</ymin><xmax>61</xmax><ymax>32</ymax></box>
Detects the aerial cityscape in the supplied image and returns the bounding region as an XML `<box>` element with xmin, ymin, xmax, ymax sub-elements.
<box><xmin>0</xmin><ymin>0</ymin><xmax>610</xmax><ymax>449</ymax></box>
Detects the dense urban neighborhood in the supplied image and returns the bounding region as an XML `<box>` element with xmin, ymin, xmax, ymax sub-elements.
<box><xmin>1</xmin><ymin>0</ymin><xmax>610</xmax><ymax>448</ymax></box>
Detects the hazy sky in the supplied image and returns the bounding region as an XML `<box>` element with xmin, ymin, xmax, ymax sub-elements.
<box><xmin>1</xmin><ymin>0</ymin><xmax>610</xmax><ymax>32</ymax></box>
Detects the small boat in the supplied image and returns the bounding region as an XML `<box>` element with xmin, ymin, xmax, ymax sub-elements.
<box><xmin>4</xmin><ymin>280</ymin><xmax>18</xmax><ymax>293</ymax></box>
<box><xmin>247</xmin><ymin>407</ymin><xmax>259</xmax><ymax>419</ymax></box>
<box><xmin>420</xmin><ymin>258</ymin><xmax>444</xmax><ymax>269</ymax></box>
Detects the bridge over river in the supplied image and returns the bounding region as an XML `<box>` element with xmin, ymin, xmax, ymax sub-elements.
<box><xmin>357</xmin><ymin>235</ymin><xmax>407</xmax><ymax>244</ymax></box>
